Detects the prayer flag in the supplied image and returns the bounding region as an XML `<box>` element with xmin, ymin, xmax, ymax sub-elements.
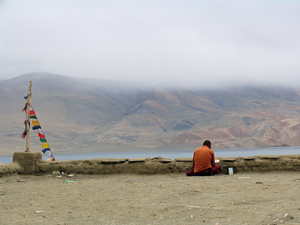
<box><xmin>36</xmin><ymin>129</ymin><xmax>46</xmax><ymax>139</ymax></box>
<box><xmin>47</xmin><ymin>151</ymin><xmax>53</xmax><ymax>158</ymax></box>
<box><xmin>42</xmin><ymin>143</ymin><xmax>50</xmax><ymax>149</ymax></box>
<box><xmin>46</xmin><ymin>150</ymin><xmax>55</xmax><ymax>161</ymax></box>
<box><xmin>38</xmin><ymin>133</ymin><xmax>46</xmax><ymax>139</ymax></box>
<box><xmin>42</xmin><ymin>148</ymin><xmax>51</xmax><ymax>153</ymax></box>
<box><xmin>29</xmin><ymin>108</ymin><xmax>37</xmax><ymax>119</ymax></box>
<box><xmin>37</xmin><ymin>129</ymin><xmax>43</xmax><ymax>134</ymax></box>
<box><xmin>33</xmin><ymin>125</ymin><xmax>41</xmax><ymax>130</ymax></box>
<box><xmin>32</xmin><ymin>120</ymin><xmax>40</xmax><ymax>126</ymax></box>
<box><xmin>40</xmin><ymin>137</ymin><xmax>47</xmax><ymax>143</ymax></box>
<box><xmin>22</xmin><ymin>101</ymin><xmax>54</xmax><ymax>159</ymax></box>
<box><xmin>32</xmin><ymin>120</ymin><xmax>41</xmax><ymax>130</ymax></box>
<box><xmin>30</xmin><ymin>115</ymin><xmax>37</xmax><ymax>119</ymax></box>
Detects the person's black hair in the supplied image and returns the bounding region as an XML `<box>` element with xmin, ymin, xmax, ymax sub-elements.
<box><xmin>203</xmin><ymin>140</ymin><xmax>211</xmax><ymax>147</ymax></box>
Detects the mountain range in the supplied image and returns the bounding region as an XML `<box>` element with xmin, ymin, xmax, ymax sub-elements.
<box><xmin>1</xmin><ymin>73</ymin><xmax>299</xmax><ymax>156</ymax></box>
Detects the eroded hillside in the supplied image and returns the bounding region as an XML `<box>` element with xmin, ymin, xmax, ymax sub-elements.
<box><xmin>1</xmin><ymin>73</ymin><xmax>299</xmax><ymax>155</ymax></box>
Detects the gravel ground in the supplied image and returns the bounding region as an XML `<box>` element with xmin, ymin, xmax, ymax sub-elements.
<box><xmin>1</xmin><ymin>171</ymin><xmax>300</xmax><ymax>225</ymax></box>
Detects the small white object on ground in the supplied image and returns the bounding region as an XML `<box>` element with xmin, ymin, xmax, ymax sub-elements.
<box><xmin>35</xmin><ymin>211</ymin><xmax>44</xmax><ymax>214</ymax></box>
<box><xmin>228</xmin><ymin>167</ymin><xmax>233</xmax><ymax>175</ymax></box>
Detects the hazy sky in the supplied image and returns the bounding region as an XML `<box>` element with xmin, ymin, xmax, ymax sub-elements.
<box><xmin>0</xmin><ymin>0</ymin><xmax>299</xmax><ymax>87</ymax></box>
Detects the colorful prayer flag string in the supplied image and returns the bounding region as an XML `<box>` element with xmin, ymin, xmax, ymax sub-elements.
<box><xmin>21</xmin><ymin>98</ymin><xmax>55</xmax><ymax>161</ymax></box>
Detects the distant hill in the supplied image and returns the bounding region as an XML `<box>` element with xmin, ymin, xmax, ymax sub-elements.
<box><xmin>1</xmin><ymin>73</ymin><xmax>299</xmax><ymax>155</ymax></box>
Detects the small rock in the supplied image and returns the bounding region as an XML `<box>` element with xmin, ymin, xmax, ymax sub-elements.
<box><xmin>284</xmin><ymin>213</ymin><xmax>294</xmax><ymax>219</ymax></box>
<box><xmin>35</xmin><ymin>211</ymin><xmax>43</xmax><ymax>214</ymax></box>
<box><xmin>52</xmin><ymin>171</ymin><xmax>61</xmax><ymax>175</ymax></box>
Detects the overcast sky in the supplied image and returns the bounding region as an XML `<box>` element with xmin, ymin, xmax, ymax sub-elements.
<box><xmin>0</xmin><ymin>0</ymin><xmax>299</xmax><ymax>88</ymax></box>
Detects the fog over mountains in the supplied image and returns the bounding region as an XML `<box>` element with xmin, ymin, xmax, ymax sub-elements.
<box><xmin>1</xmin><ymin>73</ymin><xmax>300</xmax><ymax>155</ymax></box>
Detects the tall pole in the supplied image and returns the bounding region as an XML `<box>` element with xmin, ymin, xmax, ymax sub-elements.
<box><xmin>25</xmin><ymin>81</ymin><xmax>32</xmax><ymax>152</ymax></box>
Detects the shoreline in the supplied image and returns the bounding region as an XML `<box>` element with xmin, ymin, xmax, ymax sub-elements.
<box><xmin>1</xmin><ymin>144</ymin><xmax>299</xmax><ymax>156</ymax></box>
<box><xmin>1</xmin><ymin>146</ymin><xmax>299</xmax><ymax>164</ymax></box>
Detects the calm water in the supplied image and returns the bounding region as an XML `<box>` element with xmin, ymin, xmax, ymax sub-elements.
<box><xmin>1</xmin><ymin>146</ymin><xmax>299</xmax><ymax>164</ymax></box>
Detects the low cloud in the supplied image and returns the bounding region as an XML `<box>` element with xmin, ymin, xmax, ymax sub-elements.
<box><xmin>0</xmin><ymin>1</ymin><xmax>299</xmax><ymax>87</ymax></box>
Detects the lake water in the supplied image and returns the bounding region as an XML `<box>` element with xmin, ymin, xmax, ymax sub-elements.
<box><xmin>1</xmin><ymin>146</ymin><xmax>299</xmax><ymax>164</ymax></box>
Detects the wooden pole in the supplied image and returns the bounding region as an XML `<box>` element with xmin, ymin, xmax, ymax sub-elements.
<box><xmin>25</xmin><ymin>81</ymin><xmax>32</xmax><ymax>152</ymax></box>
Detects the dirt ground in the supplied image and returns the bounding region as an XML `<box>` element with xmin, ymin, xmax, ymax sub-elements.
<box><xmin>1</xmin><ymin>171</ymin><xmax>300</xmax><ymax>225</ymax></box>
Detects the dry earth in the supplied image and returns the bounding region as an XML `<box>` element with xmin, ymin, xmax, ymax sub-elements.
<box><xmin>1</xmin><ymin>172</ymin><xmax>300</xmax><ymax>225</ymax></box>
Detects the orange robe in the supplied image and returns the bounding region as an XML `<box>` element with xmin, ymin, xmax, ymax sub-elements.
<box><xmin>193</xmin><ymin>145</ymin><xmax>215</xmax><ymax>173</ymax></box>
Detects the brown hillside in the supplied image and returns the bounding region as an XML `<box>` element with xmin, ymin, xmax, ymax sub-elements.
<box><xmin>0</xmin><ymin>73</ymin><xmax>299</xmax><ymax>155</ymax></box>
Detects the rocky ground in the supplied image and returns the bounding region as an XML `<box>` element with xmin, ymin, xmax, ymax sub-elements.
<box><xmin>1</xmin><ymin>171</ymin><xmax>300</xmax><ymax>225</ymax></box>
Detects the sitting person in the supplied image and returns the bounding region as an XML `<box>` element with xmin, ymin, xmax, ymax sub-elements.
<box><xmin>186</xmin><ymin>140</ymin><xmax>221</xmax><ymax>176</ymax></box>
